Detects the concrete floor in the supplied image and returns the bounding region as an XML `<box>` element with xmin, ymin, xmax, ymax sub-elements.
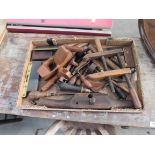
<box><xmin>0</xmin><ymin>19</ymin><xmax>155</xmax><ymax>135</ymax></box>
<box><xmin>0</xmin><ymin>116</ymin><xmax>155</xmax><ymax>135</ymax></box>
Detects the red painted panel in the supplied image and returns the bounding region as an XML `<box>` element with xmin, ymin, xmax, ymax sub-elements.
<box><xmin>7</xmin><ymin>19</ymin><xmax>112</xmax><ymax>28</ymax></box>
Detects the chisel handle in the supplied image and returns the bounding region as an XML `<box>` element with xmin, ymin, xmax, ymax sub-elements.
<box><xmin>125</xmin><ymin>75</ymin><xmax>142</xmax><ymax>109</ymax></box>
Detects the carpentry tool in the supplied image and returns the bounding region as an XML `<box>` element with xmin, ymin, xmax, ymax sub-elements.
<box><xmin>69</xmin><ymin>46</ymin><xmax>90</xmax><ymax>73</ymax></box>
<box><xmin>86</xmin><ymin>63</ymin><xmax>98</xmax><ymax>74</ymax></box>
<box><xmin>32</xmin><ymin>37</ymin><xmax>100</xmax><ymax>47</ymax></box>
<box><xmin>83</xmin><ymin>49</ymin><xmax>124</xmax><ymax>60</ymax></box>
<box><xmin>78</xmin><ymin>71</ymin><xmax>93</xmax><ymax>89</ymax></box>
<box><xmin>116</xmin><ymin>53</ymin><xmax>142</xmax><ymax>109</ymax></box>
<box><xmin>95</xmin><ymin>39</ymin><xmax>115</xmax><ymax>93</ymax></box>
<box><xmin>87</xmin><ymin>44</ymin><xmax>121</xmax><ymax>70</ymax></box>
<box><xmin>58</xmin><ymin>81</ymin><xmax>91</xmax><ymax>93</ymax></box>
<box><xmin>38</xmin><ymin>45</ymin><xmax>73</xmax><ymax>80</ymax></box>
<box><xmin>33</xmin><ymin>44</ymin><xmax>87</xmax><ymax>52</ymax></box>
<box><xmin>35</xmin><ymin>93</ymin><xmax>133</xmax><ymax>109</ymax></box>
<box><xmin>105</xmin><ymin>58</ymin><xmax>120</xmax><ymax>70</ymax></box>
<box><xmin>27</xmin><ymin>61</ymin><xmax>42</xmax><ymax>92</ymax></box>
<box><xmin>68</xmin><ymin>59</ymin><xmax>91</xmax><ymax>85</ymax></box>
<box><xmin>86</xmin><ymin>50</ymin><xmax>121</xmax><ymax>70</ymax></box>
<box><xmin>58</xmin><ymin>67</ymin><xmax>72</xmax><ymax>79</ymax></box>
<box><xmin>65</xmin><ymin>45</ymin><xmax>88</xmax><ymax>53</ymax></box>
<box><xmin>110</xmin><ymin>56</ymin><xmax>121</xmax><ymax>67</ymax></box>
<box><xmin>41</xmin><ymin>65</ymin><xmax>72</xmax><ymax>92</ymax></box>
<box><xmin>114</xmin><ymin>86</ymin><xmax>127</xmax><ymax>100</ymax></box>
<box><xmin>76</xmin><ymin>65</ymin><xmax>96</xmax><ymax>89</ymax></box>
<box><xmin>87</xmin><ymin>68</ymin><xmax>131</xmax><ymax>80</ymax></box>
<box><xmin>28</xmin><ymin>91</ymin><xmax>76</xmax><ymax>101</ymax></box>
<box><xmin>41</xmin><ymin>74</ymin><xmax>59</xmax><ymax>91</ymax></box>
<box><xmin>112</xmin><ymin>80</ymin><xmax>129</xmax><ymax>94</ymax></box>
<box><xmin>71</xmin><ymin>59</ymin><xmax>92</xmax><ymax>77</ymax></box>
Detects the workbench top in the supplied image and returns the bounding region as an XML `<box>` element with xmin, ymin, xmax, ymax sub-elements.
<box><xmin>1</xmin><ymin>20</ymin><xmax>155</xmax><ymax>128</ymax></box>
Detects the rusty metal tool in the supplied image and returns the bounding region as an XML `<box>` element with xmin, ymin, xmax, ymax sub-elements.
<box><xmin>87</xmin><ymin>44</ymin><xmax>121</xmax><ymax>70</ymax></box>
<box><xmin>58</xmin><ymin>81</ymin><xmax>91</xmax><ymax>93</ymax></box>
<box><xmin>85</xmin><ymin>50</ymin><xmax>121</xmax><ymax>70</ymax></box>
<box><xmin>37</xmin><ymin>57</ymin><xmax>58</xmax><ymax>80</ymax></box>
<box><xmin>68</xmin><ymin>59</ymin><xmax>91</xmax><ymax>85</ymax></box>
<box><xmin>87</xmin><ymin>68</ymin><xmax>131</xmax><ymax>81</ymax></box>
<box><xmin>35</xmin><ymin>93</ymin><xmax>133</xmax><ymax>109</ymax></box>
<box><xmin>27</xmin><ymin>61</ymin><xmax>42</xmax><ymax>92</ymax></box>
<box><xmin>83</xmin><ymin>49</ymin><xmax>124</xmax><ymax>60</ymax></box>
<box><xmin>116</xmin><ymin>53</ymin><xmax>142</xmax><ymax>109</ymax></box>
<box><xmin>114</xmin><ymin>86</ymin><xmax>127</xmax><ymax>100</ymax></box>
<box><xmin>71</xmin><ymin>59</ymin><xmax>92</xmax><ymax>77</ymax></box>
<box><xmin>95</xmin><ymin>39</ymin><xmax>115</xmax><ymax>93</ymax></box>
<box><xmin>28</xmin><ymin>91</ymin><xmax>75</xmax><ymax>101</ymax></box>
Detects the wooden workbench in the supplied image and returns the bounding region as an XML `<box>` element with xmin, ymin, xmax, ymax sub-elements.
<box><xmin>1</xmin><ymin>28</ymin><xmax>155</xmax><ymax>128</ymax></box>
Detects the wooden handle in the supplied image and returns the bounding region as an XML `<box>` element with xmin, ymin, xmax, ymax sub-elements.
<box><xmin>95</xmin><ymin>39</ymin><xmax>104</xmax><ymax>53</ymax></box>
<box><xmin>65</xmin><ymin>45</ymin><xmax>84</xmax><ymax>53</ymax></box>
<box><xmin>129</xmin><ymin>87</ymin><xmax>142</xmax><ymax>109</ymax></box>
<box><xmin>80</xmin><ymin>75</ymin><xmax>93</xmax><ymax>89</ymax></box>
<box><xmin>87</xmin><ymin>68</ymin><xmax>131</xmax><ymax>80</ymax></box>
<box><xmin>41</xmin><ymin>75</ymin><xmax>59</xmax><ymax>91</ymax></box>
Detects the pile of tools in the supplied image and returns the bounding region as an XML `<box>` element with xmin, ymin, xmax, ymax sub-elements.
<box><xmin>25</xmin><ymin>37</ymin><xmax>142</xmax><ymax>110</ymax></box>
